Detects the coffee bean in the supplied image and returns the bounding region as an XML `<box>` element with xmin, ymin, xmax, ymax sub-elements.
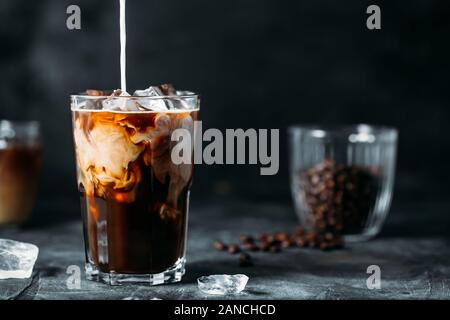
<box><xmin>281</xmin><ymin>240</ymin><xmax>292</xmax><ymax>248</ymax></box>
<box><xmin>228</xmin><ymin>244</ymin><xmax>241</xmax><ymax>254</ymax></box>
<box><xmin>326</xmin><ymin>180</ymin><xmax>335</xmax><ymax>189</ymax></box>
<box><xmin>239</xmin><ymin>253</ymin><xmax>253</xmax><ymax>267</ymax></box>
<box><xmin>337</xmin><ymin>174</ymin><xmax>346</xmax><ymax>184</ymax></box>
<box><xmin>243</xmin><ymin>242</ymin><xmax>260</xmax><ymax>251</ymax></box>
<box><xmin>239</xmin><ymin>235</ymin><xmax>254</xmax><ymax>244</ymax></box>
<box><xmin>324</xmin><ymin>232</ymin><xmax>334</xmax><ymax>241</ymax></box>
<box><xmin>86</xmin><ymin>89</ymin><xmax>106</xmax><ymax>96</ymax></box>
<box><xmin>311</xmin><ymin>174</ymin><xmax>320</xmax><ymax>185</ymax></box>
<box><xmin>258</xmin><ymin>234</ymin><xmax>269</xmax><ymax>242</ymax></box>
<box><xmin>275</xmin><ymin>232</ymin><xmax>290</xmax><ymax>242</ymax></box>
<box><xmin>294</xmin><ymin>226</ymin><xmax>306</xmax><ymax>236</ymax></box>
<box><xmin>213</xmin><ymin>240</ymin><xmax>227</xmax><ymax>251</ymax></box>
<box><xmin>269</xmin><ymin>244</ymin><xmax>281</xmax><ymax>253</ymax></box>
<box><xmin>316</xmin><ymin>220</ymin><xmax>327</xmax><ymax>230</ymax></box>
<box><xmin>327</xmin><ymin>217</ymin><xmax>337</xmax><ymax>226</ymax></box>
<box><xmin>260</xmin><ymin>241</ymin><xmax>271</xmax><ymax>251</ymax></box>
<box><xmin>296</xmin><ymin>237</ymin><xmax>307</xmax><ymax>247</ymax></box>
<box><xmin>268</xmin><ymin>239</ymin><xmax>281</xmax><ymax>247</ymax></box>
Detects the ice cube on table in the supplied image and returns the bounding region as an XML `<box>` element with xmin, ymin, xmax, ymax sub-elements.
<box><xmin>197</xmin><ymin>274</ymin><xmax>249</xmax><ymax>295</ymax></box>
<box><xmin>0</xmin><ymin>239</ymin><xmax>39</xmax><ymax>280</ymax></box>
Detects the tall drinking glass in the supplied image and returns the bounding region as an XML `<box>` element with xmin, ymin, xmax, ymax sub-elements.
<box><xmin>71</xmin><ymin>93</ymin><xmax>199</xmax><ymax>285</ymax></box>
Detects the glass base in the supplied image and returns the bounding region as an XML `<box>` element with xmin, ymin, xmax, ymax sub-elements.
<box><xmin>344</xmin><ymin>226</ymin><xmax>380</xmax><ymax>243</ymax></box>
<box><xmin>85</xmin><ymin>258</ymin><xmax>186</xmax><ymax>286</ymax></box>
<box><xmin>344</xmin><ymin>234</ymin><xmax>373</xmax><ymax>242</ymax></box>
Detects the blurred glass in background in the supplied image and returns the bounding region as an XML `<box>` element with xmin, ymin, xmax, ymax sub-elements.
<box><xmin>0</xmin><ymin>121</ymin><xmax>42</xmax><ymax>225</ymax></box>
<box><xmin>289</xmin><ymin>124</ymin><xmax>398</xmax><ymax>242</ymax></box>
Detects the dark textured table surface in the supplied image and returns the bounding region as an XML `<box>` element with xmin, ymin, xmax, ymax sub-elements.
<box><xmin>1</xmin><ymin>200</ymin><xmax>450</xmax><ymax>300</ymax></box>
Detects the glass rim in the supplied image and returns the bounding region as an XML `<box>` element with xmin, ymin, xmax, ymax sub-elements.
<box><xmin>289</xmin><ymin>124</ymin><xmax>397</xmax><ymax>133</ymax></box>
<box><xmin>0</xmin><ymin>120</ymin><xmax>41</xmax><ymax>144</ymax></box>
<box><xmin>288</xmin><ymin>124</ymin><xmax>398</xmax><ymax>141</ymax></box>
<box><xmin>70</xmin><ymin>92</ymin><xmax>200</xmax><ymax>100</ymax></box>
<box><xmin>0</xmin><ymin>120</ymin><xmax>40</xmax><ymax>129</ymax></box>
<box><xmin>71</xmin><ymin>92</ymin><xmax>200</xmax><ymax>112</ymax></box>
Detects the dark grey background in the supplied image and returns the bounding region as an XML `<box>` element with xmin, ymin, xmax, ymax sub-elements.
<box><xmin>0</xmin><ymin>0</ymin><xmax>449</xmax><ymax>222</ymax></box>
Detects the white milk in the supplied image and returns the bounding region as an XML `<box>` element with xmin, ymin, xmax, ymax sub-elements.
<box><xmin>120</xmin><ymin>0</ymin><xmax>127</xmax><ymax>93</ymax></box>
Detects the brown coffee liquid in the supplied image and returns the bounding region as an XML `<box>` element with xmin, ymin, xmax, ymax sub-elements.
<box><xmin>0</xmin><ymin>145</ymin><xmax>41</xmax><ymax>224</ymax></box>
<box><xmin>73</xmin><ymin>110</ymin><xmax>197</xmax><ymax>274</ymax></box>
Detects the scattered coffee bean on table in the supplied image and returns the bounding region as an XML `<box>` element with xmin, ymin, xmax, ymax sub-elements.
<box><xmin>243</xmin><ymin>242</ymin><xmax>260</xmax><ymax>251</ymax></box>
<box><xmin>239</xmin><ymin>235</ymin><xmax>254</xmax><ymax>244</ymax></box>
<box><xmin>213</xmin><ymin>160</ymin><xmax>378</xmax><ymax>266</ymax></box>
<box><xmin>227</xmin><ymin>244</ymin><xmax>241</xmax><ymax>254</ymax></box>
<box><xmin>269</xmin><ymin>244</ymin><xmax>281</xmax><ymax>253</ymax></box>
<box><xmin>260</xmin><ymin>241</ymin><xmax>271</xmax><ymax>251</ymax></box>
<box><xmin>239</xmin><ymin>252</ymin><xmax>253</xmax><ymax>267</ymax></box>
<box><xmin>213</xmin><ymin>240</ymin><xmax>227</xmax><ymax>251</ymax></box>
<box><xmin>214</xmin><ymin>227</ymin><xmax>344</xmax><ymax>267</ymax></box>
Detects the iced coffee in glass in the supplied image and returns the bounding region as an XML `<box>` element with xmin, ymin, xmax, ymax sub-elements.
<box><xmin>71</xmin><ymin>85</ymin><xmax>199</xmax><ymax>285</ymax></box>
<box><xmin>0</xmin><ymin>121</ymin><xmax>41</xmax><ymax>225</ymax></box>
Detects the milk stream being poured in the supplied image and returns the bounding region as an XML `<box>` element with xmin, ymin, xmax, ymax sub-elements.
<box><xmin>72</xmin><ymin>0</ymin><xmax>197</xmax><ymax>113</ymax></box>
<box><xmin>120</xmin><ymin>0</ymin><xmax>127</xmax><ymax>93</ymax></box>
